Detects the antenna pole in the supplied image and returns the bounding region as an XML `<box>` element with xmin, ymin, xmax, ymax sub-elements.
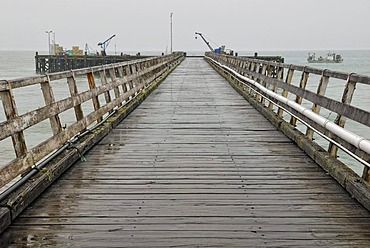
<box><xmin>170</xmin><ymin>13</ymin><xmax>173</xmax><ymax>54</ymax></box>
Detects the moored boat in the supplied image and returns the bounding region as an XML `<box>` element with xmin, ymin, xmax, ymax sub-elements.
<box><xmin>307</xmin><ymin>52</ymin><xmax>343</xmax><ymax>63</ymax></box>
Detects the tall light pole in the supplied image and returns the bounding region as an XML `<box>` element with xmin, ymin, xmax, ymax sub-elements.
<box><xmin>53</xmin><ymin>32</ymin><xmax>56</xmax><ymax>55</ymax></box>
<box><xmin>46</xmin><ymin>31</ymin><xmax>52</xmax><ymax>55</ymax></box>
<box><xmin>170</xmin><ymin>13</ymin><xmax>173</xmax><ymax>54</ymax></box>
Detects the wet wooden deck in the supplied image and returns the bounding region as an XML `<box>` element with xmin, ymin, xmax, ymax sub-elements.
<box><xmin>2</xmin><ymin>58</ymin><xmax>370</xmax><ymax>247</ymax></box>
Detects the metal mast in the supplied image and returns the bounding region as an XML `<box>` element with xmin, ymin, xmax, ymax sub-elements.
<box><xmin>170</xmin><ymin>13</ymin><xmax>173</xmax><ymax>54</ymax></box>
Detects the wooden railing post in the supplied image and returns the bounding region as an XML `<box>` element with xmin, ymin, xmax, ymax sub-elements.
<box><xmin>259</xmin><ymin>64</ymin><xmax>269</xmax><ymax>106</ymax></box>
<box><xmin>254</xmin><ymin>63</ymin><xmax>261</xmax><ymax>100</ymax></box>
<box><xmin>41</xmin><ymin>76</ymin><xmax>62</xmax><ymax>135</ymax></box>
<box><xmin>0</xmin><ymin>82</ymin><xmax>27</xmax><ymax>158</ymax></box>
<box><xmin>363</xmin><ymin>165</ymin><xmax>370</xmax><ymax>182</ymax></box>
<box><xmin>328</xmin><ymin>73</ymin><xmax>357</xmax><ymax>157</ymax></box>
<box><xmin>67</xmin><ymin>73</ymin><xmax>84</xmax><ymax>122</ymax></box>
<box><xmin>241</xmin><ymin>61</ymin><xmax>248</xmax><ymax>76</ymax></box>
<box><xmin>99</xmin><ymin>69</ymin><xmax>113</xmax><ymax>109</ymax></box>
<box><xmin>306</xmin><ymin>72</ymin><xmax>330</xmax><ymax>140</ymax></box>
<box><xmin>268</xmin><ymin>66</ymin><xmax>283</xmax><ymax>111</ymax></box>
<box><xmin>249</xmin><ymin>62</ymin><xmax>256</xmax><ymax>81</ymax></box>
<box><xmin>136</xmin><ymin>62</ymin><xmax>146</xmax><ymax>89</ymax></box>
<box><xmin>277</xmin><ymin>66</ymin><xmax>294</xmax><ymax>118</ymax></box>
<box><xmin>108</xmin><ymin>68</ymin><xmax>121</xmax><ymax>106</ymax></box>
<box><xmin>117</xmin><ymin>66</ymin><xmax>128</xmax><ymax>93</ymax></box>
<box><xmin>87</xmin><ymin>72</ymin><xmax>103</xmax><ymax>123</ymax></box>
<box><xmin>146</xmin><ymin>60</ymin><xmax>152</xmax><ymax>83</ymax></box>
<box><xmin>290</xmin><ymin>69</ymin><xmax>309</xmax><ymax>126</ymax></box>
<box><xmin>125</xmin><ymin>65</ymin><xmax>134</xmax><ymax>90</ymax></box>
<box><xmin>130</xmin><ymin>63</ymin><xmax>138</xmax><ymax>90</ymax></box>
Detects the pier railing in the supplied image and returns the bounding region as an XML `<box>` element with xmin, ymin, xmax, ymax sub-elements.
<box><xmin>205</xmin><ymin>52</ymin><xmax>370</xmax><ymax>207</ymax></box>
<box><xmin>0</xmin><ymin>52</ymin><xmax>184</xmax><ymax>189</ymax></box>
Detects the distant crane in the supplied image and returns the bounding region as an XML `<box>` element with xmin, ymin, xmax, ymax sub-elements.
<box><xmin>195</xmin><ymin>32</ymin><xmax>214</xmax><ymax>52</ymax></box>
<box><xmin>98</xmin><ymin>34</ymin><xmax>116</xmax><ymax>56</ymax></box>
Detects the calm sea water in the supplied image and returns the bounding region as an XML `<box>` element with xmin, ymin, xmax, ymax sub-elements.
<box><xmin>0</xmin><ymin>50</ymin><xmax>369</xmax><ymax>175</ymax></box>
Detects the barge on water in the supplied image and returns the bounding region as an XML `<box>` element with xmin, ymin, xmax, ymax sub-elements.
<box><xmin>307</xmin><ymin>52</ymin><xmax>343</xmax><ymax>63</ymax></box>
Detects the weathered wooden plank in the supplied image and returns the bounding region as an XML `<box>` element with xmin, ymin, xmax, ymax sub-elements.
<box><xmin>3</xmin><ymin>237</ymin><xmax>369</xmax><ymax>248</ymax></box>
<box><xmin>4</xmin><ymin>228</ymin><xmax>370</xmax><ymax>247</ymax></box>
<box><xmin>21</xmin><ymin>191</ymin><xmax>361</xmax><ymax>202</ymax></box>
<box><xmin>12</xmin><ymin>216</ymin><xmax>370</xmax><ymax>225</ymax></box>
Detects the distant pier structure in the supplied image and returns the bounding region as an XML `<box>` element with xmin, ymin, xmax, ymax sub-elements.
<box><xmin>35</xmin><ymin>52</ymin><xmax>151</xmax><ymax>73</ymax></box>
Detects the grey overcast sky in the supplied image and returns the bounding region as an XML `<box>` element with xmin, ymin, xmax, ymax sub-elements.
<box><xmin>1</xmin><ymin>0</ymin><xmax>369</xmax><ymax>53</ymax></box>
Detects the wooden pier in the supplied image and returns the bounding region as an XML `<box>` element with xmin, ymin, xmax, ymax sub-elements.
<box><xmin>1</xmin><ymin>54</ymin><xmax>370</xmax><ymax>246</ymax></box>
<box><xmin>35</xmin><ymin>52</ymin><xmax>151</xmax><ymax>73</ymax></box>
<box><xmin>35</xmin><ymin>52</ymin><xmax>283</xmax><ymax>74</ymax></box>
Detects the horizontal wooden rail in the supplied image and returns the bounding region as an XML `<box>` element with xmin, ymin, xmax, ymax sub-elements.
<box><xmin>0</xmin><ymin>52</ymin><xmax>185</xmax><ymax>188</ymax></box>
<box><xmin>205</xmin><ymin>52</ymin><xmax>370</xmax><ymax>182</ymax></box>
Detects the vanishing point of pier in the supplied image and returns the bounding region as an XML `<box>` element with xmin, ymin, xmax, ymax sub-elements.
<box><xmin>1</xmin><ymin>53</ymin><xmax>370</xmax><ymax>247</ymax></box>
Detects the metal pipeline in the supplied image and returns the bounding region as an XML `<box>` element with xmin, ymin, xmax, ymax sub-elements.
<box><xmin>207</xmin><ymin>56</ymin><xmax>370</xmax><ymax>159</ymax></box>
